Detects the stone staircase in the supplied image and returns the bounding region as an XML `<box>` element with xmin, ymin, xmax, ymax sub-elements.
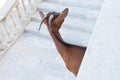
<box><xmin>0</xmin><ymin>0</ymin><xmax>103</xmax><ymax>80</ymax></box>
<box><xmin>32</xmin><ymin>0</ymin><xmax>103</xmax><ymax>46</ymax></box>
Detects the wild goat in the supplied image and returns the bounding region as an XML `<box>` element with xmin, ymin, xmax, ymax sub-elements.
<box><xmin>39</xmin><ymin>8</ymin><xmax>87</xmax><ymax>76</ymax></box>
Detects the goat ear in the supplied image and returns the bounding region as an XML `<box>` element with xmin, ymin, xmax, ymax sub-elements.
<box><xmin>39</xmin><ymin>11</ymin><xmax>45</xmax><ymax>18</ymax></box>
<box><xmin>55</xmin><ymin>8</ymin><xmax>68</xmax><ymax>22</ymax></box>
<box><xmin>39</xmin><ymin>11</ymin><xmax>47</xmax><ymax>24</ymax></box>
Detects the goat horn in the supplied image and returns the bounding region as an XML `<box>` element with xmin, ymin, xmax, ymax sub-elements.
<box><xmin>39</xmin><ymin>15</ymin><xmax>47</xmax><ymax>31</ymax></box>
<box><xmin>48</xmin><ymin>15</ymin><xmax>54</xmax><ymax>31</ymax></box>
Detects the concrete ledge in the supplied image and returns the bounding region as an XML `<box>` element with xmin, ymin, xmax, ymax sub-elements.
<box><xmin>77</xmin><ymin>0</ymin><xmax>120</xmax><ymax>80</ymax></box>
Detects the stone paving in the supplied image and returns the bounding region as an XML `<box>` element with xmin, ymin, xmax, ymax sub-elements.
<box><xmin>0</xmin><ymin>0</ymin><xmax>103</xmax><ymax>80</ymax></box>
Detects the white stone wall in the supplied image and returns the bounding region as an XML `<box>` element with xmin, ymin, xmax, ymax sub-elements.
<box><xmin>77</xmin><ymin>0</ymin><xmax>120</xmax><ymax>80</ymax></box>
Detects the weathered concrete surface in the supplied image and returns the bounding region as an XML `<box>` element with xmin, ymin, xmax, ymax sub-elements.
<box><xmin>77</xmin><ymin>0</ymin><xmax>120</xmax><ymax>80</ymax></box>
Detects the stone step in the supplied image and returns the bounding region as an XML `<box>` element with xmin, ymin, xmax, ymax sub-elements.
<box><xmin>38</xmin><ymin>1</ymin><xmax>99</xmax><ymax>20</ymax></box>
<box><xmin>32</xmin><ymin>11</ymin><xmax>94</xmax><ymax>34</ymax></box>
<box><xmin>44</xmin><ymin>0</ymin><xmax>103</xmax><ymax>10</ymax></box>
<box><xmin>29</xmin><ymin>0</ymin><xmax>103</xmax><ymax>46</ymax></box>
<box><xmin>26</xmin><ymin>21</ymin><xmax>90</xmax><ymax>46</ymax></box>
<box><xmin>37</xmin><ymin>7</ymin><xmax>97</xmax><ymax>33</ymax></box>
<box><xmin>36</xmin><ymin>0</ymin><xmax>102</xmax><ymax>35</ymax></box>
